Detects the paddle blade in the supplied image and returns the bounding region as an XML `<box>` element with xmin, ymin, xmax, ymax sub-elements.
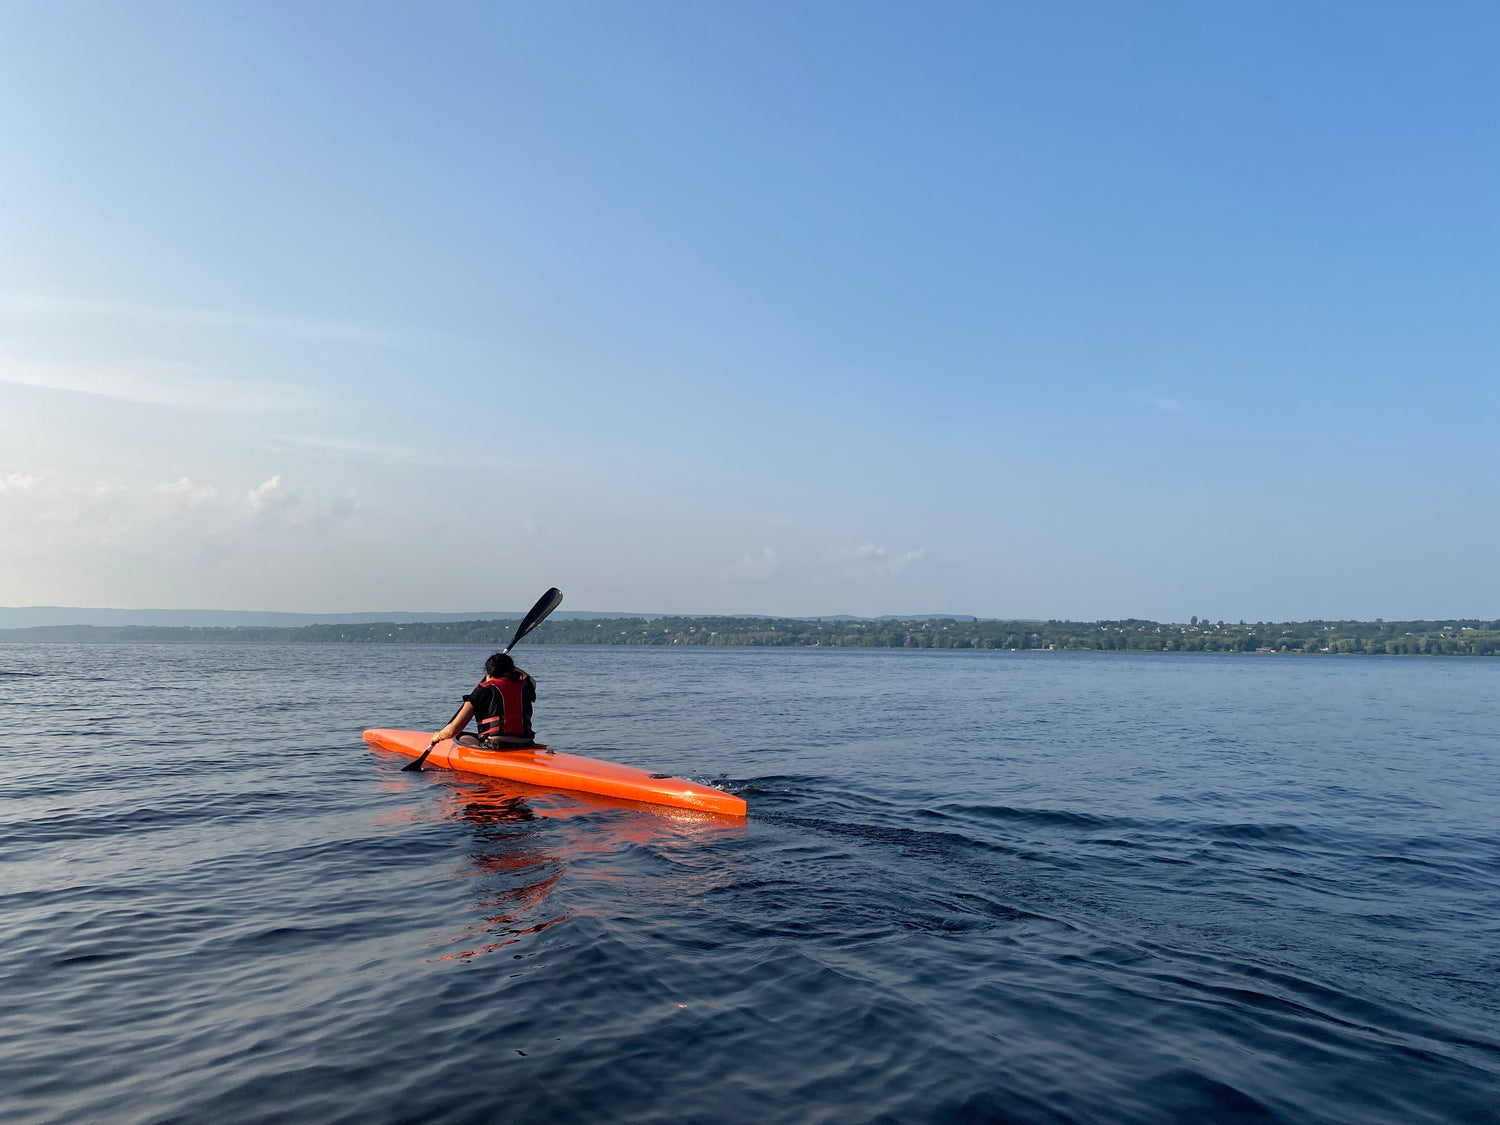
<box><xmin>504</xmin><ymin>587</ymin><xmax>563</xmax><ymax>651</ymax></box>
<box><xmin>402</xmin><ymin>745</ymin><xmax>436</xmax><ymax>772</ymax></box>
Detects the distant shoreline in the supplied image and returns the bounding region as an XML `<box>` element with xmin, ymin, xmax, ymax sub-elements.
<box><xmin>2</xmin><ymin>616</ymin><xmax>1496</xmax><ymax>656</ymax></box>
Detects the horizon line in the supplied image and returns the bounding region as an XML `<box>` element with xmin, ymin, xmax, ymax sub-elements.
<box><xmin>3</xmin><ymin>606</ymin><xmax>1496</xmax><ymax>627</ymax></box>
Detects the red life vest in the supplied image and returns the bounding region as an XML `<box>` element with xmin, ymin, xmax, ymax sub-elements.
<box><xmin>471</xmin><ymin>675</ymin><xmax>530</xmax><ymax>737</ymax></box>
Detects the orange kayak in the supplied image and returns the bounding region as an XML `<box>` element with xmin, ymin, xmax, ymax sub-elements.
<box><xmin>363</xmin><ymin>729</ymin><xmax>747</xmax><ymax>817</ymax></box>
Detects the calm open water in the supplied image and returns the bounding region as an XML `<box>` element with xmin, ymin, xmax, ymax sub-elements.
<box><xmin>1</xmin><ymin>644</ymin><xmax>1497</xmax><ymax>1125</ymax></box>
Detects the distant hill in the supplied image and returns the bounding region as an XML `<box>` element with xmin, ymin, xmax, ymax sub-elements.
<box><xmin>0</xmin><ymin>606</ymin><xmax>651</xmax><ymax>629</ymax></box>
<box><xmin>0</xmin><ymin>606</ymin><xmax>979</xmax><ymax>629</ymax></box>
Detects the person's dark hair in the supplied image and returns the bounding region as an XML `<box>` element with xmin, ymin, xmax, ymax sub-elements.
<box><xmin>485</xmin><ymin>652</ymin><xmax>517</xmax><ymax>679</ymax></box>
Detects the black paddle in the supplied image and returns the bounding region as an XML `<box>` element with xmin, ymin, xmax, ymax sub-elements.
<box><xmin>403</xmin><ymin>587</ymin><xmax>563</xmax><ymax>773</ymax></box>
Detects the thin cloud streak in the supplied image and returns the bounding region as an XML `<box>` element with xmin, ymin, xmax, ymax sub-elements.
<box><xmin>0</xmin><ymin>356</ymin><xmax>312</xmax><ymax>412</ymax></box>
<box><xmin>0</xmin><ymin>292</ymin><xmax>473</xmax><ymax>357</ymax></box>
<box><xmin>278</xmin><ymin>433</ymin><xmax>418</xmax><ymax>460</ymax></box>
<box><xmin>273</xmin><ymin>432</ymin><xmax>534</xmax><ymax>471</ymax></box>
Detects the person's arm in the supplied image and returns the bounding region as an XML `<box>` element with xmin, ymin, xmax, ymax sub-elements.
<box><xmin>430</xmin><ymin>702</ymin><xmax>474</xmax><ymax>746</ymax></box>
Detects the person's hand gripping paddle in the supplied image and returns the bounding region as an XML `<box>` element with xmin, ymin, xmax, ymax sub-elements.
<box><xmin>403</xmin><ymin>587</ymin><xmax>563</xmax><ymax>773</ymax></box>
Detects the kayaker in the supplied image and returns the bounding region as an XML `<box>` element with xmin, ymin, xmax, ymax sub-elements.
<box><xmin>428</xmin><ymin>652</ymin><xmax>538</xmax><ymax>751</ymax></box>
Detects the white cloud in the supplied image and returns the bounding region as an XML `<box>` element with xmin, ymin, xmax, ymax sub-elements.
<box><xmin>850</xmin><ymin>542</ymin><xmax>926</xmax><ymax>576</ymax></box>
<box><xmin>877</xmin><ymin>549</ymin><xmax>925</xmax><ymax>576</ymax></box>
<box><xmin>722</xmin><ymin>547</ymin><xmax>783</xmax><ymax>582</ymax></box>
<box><xmin>155</xmin><ymin>477</ymin><xmax>217</xmax><ymax>506</ymax></box>
<box><xmin>0</xmin><ymin>471</ymin><xmax>355</xmax><ymax>555</ymax></box>
<box><xmin>0</xmin><ymin>356</ymin><xmax>311</xmax><ymax>412</ymax></box>
<box><xmin>718</xmin><ymin>543</ymin><xmax>925</xmax><ymax>585</ymax></box>
<box><xmin>247</xmin><ymin>475</ymin><xmax>285</xmax><ymax>512</ymax></box>
<box><xmin>247</xmin><ymin>475</ymin><xmax>357</xmax><ymax>531</ymax></box>
<box><xmin>0</xmin><ymin>469</ymin><xmax>368</xmax><ymax>604</ymax></box>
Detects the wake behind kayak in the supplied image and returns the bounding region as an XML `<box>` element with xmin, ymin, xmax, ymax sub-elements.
<box><xmin>364</xmin><ymin>728</ymin><xmax>746</xmax><ymax>817</ymax></box>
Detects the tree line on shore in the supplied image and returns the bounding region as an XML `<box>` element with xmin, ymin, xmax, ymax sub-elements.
<box><xmin>5</xmin><ymin>616</ymin><xmax>1500</xmax><ymax>655</ymax></box>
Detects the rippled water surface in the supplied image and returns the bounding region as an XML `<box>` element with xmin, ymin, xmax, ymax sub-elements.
<box><xmin>2</xmin><ymin>644</ymin><xmax>1497</xmax><ymax>1124</ymax></box>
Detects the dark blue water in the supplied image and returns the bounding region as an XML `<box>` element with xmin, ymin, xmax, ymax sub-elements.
<box><xmin>2</xmin><ymin>645</ymin><xmax>1497</xmax><ymax>1124</ymax></box>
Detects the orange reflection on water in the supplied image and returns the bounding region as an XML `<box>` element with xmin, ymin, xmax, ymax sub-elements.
<box><xmin>419</xmin><ymin>773</ymin><xmax>745</xmax><ymax>963</ymax></box>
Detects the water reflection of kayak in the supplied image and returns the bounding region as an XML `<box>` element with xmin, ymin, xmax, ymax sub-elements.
<box><xmin>411</xmin><ymin>781</ymin><xmax>745</xmax><ymax>963</ymax></box>
<box><xmin>363</xmin><ymin>728</ymin><xmax>747</xmax><ymax>817</ymax></box>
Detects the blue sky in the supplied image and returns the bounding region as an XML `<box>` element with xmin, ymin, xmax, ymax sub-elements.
<box><xmin>1</xmin><ymin>2</ymin><xmax>1495</xmax><ymax>619</ymax></box>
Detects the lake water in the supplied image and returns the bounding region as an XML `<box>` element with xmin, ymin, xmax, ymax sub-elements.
<box><xmin>1</xmin><ymin>644</ymin><xmax>1497</xmax><ymax>1124</ymax></box>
